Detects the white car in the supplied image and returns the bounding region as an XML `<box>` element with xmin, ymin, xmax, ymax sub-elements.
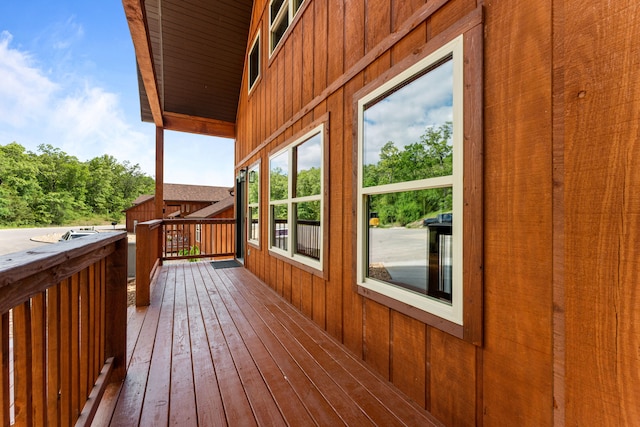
<box><xmin>59</xmin><ymin>229</ymin><xmax>99</xmax><ymax>241</ymax></box>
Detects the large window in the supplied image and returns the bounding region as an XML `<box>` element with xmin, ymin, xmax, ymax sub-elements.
<box><xmin>248</xmin><ymin>32</ymin><xmax>260</xmax><ymax>92</ymax></box>
<box><xmin>247</xmin><ymin>162</ymin><xmax>260</xmax><ymax>245</ymax></box>
<box><xmin>269</xmin><ymin>0</ymin><xmax>305</xmax><ymax>54</ymax></box>
<box><xmin>357</xmin><ymin>35</ymin><xmax>467</xmax><ymax>327</ymax></box>
<box><xmin>269</xmin><ymin>125</ymin><xmax>323</xmax><ymax>270</ymax></box>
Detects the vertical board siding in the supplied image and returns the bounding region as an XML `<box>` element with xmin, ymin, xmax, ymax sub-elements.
<box><xmin>482</xmin><ymin>0</ymin><xmax>553</xmax><ymax>425</ymax></box>
<box><xmin>562</xmin><ymin>0</ymin><xmax>640</xmax><ymax>425</ymax></box>
<box><xmin>235</xmin><ymin>0</ymin><xmax>481</xmax><ymax>423</ymax></box>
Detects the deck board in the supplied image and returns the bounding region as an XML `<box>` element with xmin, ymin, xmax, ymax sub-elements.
<box><xmin>96</xmin><ymin>262</ymin><xmax>441</xmax><ymax>426</ymax></box>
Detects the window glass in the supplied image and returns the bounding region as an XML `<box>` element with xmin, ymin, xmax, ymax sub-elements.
<box><xmin>358</xmin><ymin>36</ymin><xmax>464</xmax><ymax>326</ymax></box>
<box><xmin>295</xmin><ymin>133</ymin><xmax>322</xmax><ymax>198</ymax></box>
<box><xmin>248</xmin><ymin>163</ymin><xmax>260</xmax><ymax>244</ymax></box>
<box><xmin>268</xmin><ymin>125</ymin><xmax>324</xmax><ymax>269</ymax></box>
<box><xmin>295</xmin><ymin>200</ymin><xmax>320</xmax><ymax>260</ymax></box>
<box><xmin>367</xmin><ymin>188</ymin><xmax>452</xmax><ymax>302</ymax></box>
<box><xmin>270</xmin><ymin>151</ymin><xmax>288</xmax><ymax>200</ymax></box>
<box><xmin>271</xmin><ymin>204</ymin><xmax>288</xmax><ymax>250</ymax></box>
<box><xmin>272</xmin><ymin>14</ymin><xmax>289</xmax><ymax>50</ymax></box>
<box><xmin>248</xmin><ymin>35</ymin><xmax>260</xmax><ymax>90</ymax></box>
<box><xmin>270</xmin><ymin>0</ymin><xmax>286</xmax><ymax>24</ymax></box>
<box><xmin>363</xmin><ymin>58</ymin><xmax>453</xmax><ymax>187</ymax></box>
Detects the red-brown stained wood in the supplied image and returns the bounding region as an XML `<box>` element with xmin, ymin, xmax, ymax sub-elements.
<box><xmin>13</xmin><ymin>302</ymin><xmax>33</xmax><ymax>426</ymax></box>
<box><xmin>365</xmin><ymin>0</ymin><xmax>391</xmax><ymax>53</ymax></box>
<box><xmin>363</xmin><ymin>299</ymin><xmax>390</xmax><ymax>379</ymax></box>
<box><xmin>59</xmin><ymin>279</ymin><xmax>73</xmax><ymax>425</ymax></box>
<box><xmin>313</xmin><ymin>0</ymin><xmax>328</xmax><ymax>98</ymax></box>
<box><xmin>71</xmin><ymin>274</ymin><xmax>81</xmax><ymax>419</ymax></box>
<box><xmin>429</xmin><ymin>328</ymin><xmax>476</xmax><ymax>426</ymax></box>
<box><xmin>482</xmin><ymin>0</ymin><xmax>553</xmax><ymax>424</ymax></box>
<box><xmin>290</xmin><ymin>265</ymin><xmax>301</xmax><ymax>309</ymax></box>
<box><xmin>300</xmin><ymin>270</ymin><xmax>313</xmax><ymax>318</ymax></box>
<box><xmin>429</xmin><ymin>0</ymin><xmax>476</xmax><ymax>38</ymax></box>
<box><xmin>344</xmin><ymin>0</ymin><xmax>365</xmax><ymax>70</ymax></box>
<box><xmin>391</xmin><ymin>311</ymin><xmax>427</xmax><ymax>408</ymax></box>
<box><xmin>80</xmin><ymin>270</ymin><xmax>90</xmax><ymax>407</ymax></box>
<box><xmin>301</xmin><ymin>9</ymin><xmax>314</xmax><ymax>106</ymax></box>
<box><xmin>561</xmin><ymin>1</ymin><xmax>640</xmax><ymax>425</ymax></box>
<box><xmin>326</xmin><ymin>0</ymin><xmax>345</xmax><ymax>83</ymax></box>
<box><xmin>342</xmin><ymin>74</ymin><xmax>363</xmax><ymax>357</ymax></box>
<box><xmin>137</xmin><ymin>267</ymin><xmax>173</xmax><ymax>426</ymax></box>
<box><xmin>169</xmin><ymin>266</ymin><xmax>197</xmax><ymax>426</ymax></box>
<box><xmin>325</xmin><ymin>89</ymin><xmax>344</xmax><ymax>341</ymax></box>
<box><xmin>0</xmin><ymin>312</ymin><xmax>8</xmax><ymax>426</ymax></box>
<box><xmin>283</xmin><ymin>262</ymin><xmax>292</xmax><ymax>303</ymax></box>
<box><xmin>31</xmin><ymin>293</ymin><xmax>47</xmax><ymax>427</ymax></box>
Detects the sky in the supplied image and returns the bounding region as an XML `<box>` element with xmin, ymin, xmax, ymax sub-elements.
<box><xmin>363</xmin><ymin>58</ymin><xmax>453</xmax><ymax>165</ymax></box>
<box><xmin>0</xmin><ymin>1</ymin><xmax>235</xmax><ymax>187</ymax></box>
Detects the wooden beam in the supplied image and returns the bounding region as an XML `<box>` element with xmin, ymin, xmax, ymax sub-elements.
<box><xmin>155</xmin><ymin>127</ymin><xmax>164</xmax><ymax>219</ymax></box>
<box><xmin>122</xmin><ymin>0</ymin><xmax>163</xmax><ymax>127</ymax></box>
<box><xmin>164</xmin><ymin>112</ymin><xmax>236</xmax><ymax>139</ymax></box>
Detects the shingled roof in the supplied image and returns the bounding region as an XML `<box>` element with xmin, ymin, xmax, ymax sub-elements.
<box><xmin>186</xmin><ymin>194</ymin><xmax>235</xmax><ymax>218</ymax></box>
<box><xmin>129</xmin><ymin>184</ymin><xmax>232</xmax><ymax>207</ymax></box>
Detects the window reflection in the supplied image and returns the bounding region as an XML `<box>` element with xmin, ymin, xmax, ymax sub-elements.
<box><xmin>367</xmin><ymin>188</ymin><xmax>453</xmax><ymax>303</ymax></box>
<box><xmin>295</xmin><ymin>201</ymin><xmax>320</xmax><ymax>260</ymax></box>
<box><xmin>295</xmin><ymin>134</ymin><xmax>322</xmax><ymax>198</ymax></box>
<box><xmin>270</xmin><ymin>151</ymin><xmax>288</xmax><ymax>200</ymax></box>
<box><xmin>271</xmin><ymin>204</ymin><xmax>288</xmax><ymax>250</ymax></box>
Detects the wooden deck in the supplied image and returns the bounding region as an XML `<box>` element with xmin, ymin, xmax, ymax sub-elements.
<box><xmin>93</xmin><ymin>261</ymin><xmax>440</xmax><ymax>426</ymax></box>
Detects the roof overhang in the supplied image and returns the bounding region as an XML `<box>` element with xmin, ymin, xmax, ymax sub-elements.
<box><xmin>122</xmin><ymin>0</ymin><xmax>253</xmax><ymax>139</ymax></box>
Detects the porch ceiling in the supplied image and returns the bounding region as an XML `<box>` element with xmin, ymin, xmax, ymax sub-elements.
<box><xmin>123</xmin><ymin>0</ymin><xmax>254</xmax><ymax>139</ymax></box>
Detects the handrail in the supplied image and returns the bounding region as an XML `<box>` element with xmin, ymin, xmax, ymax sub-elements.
<box><xmin>0</xmin><ymin>232</ymin><xmax>127</xmax><ymax>426</ymax></box>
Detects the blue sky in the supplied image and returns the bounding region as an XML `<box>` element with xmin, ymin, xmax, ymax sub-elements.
<box><xmin>0</xmin><ymin>1</ymin><xmax>235</xmax><ymax>187</ymax></box>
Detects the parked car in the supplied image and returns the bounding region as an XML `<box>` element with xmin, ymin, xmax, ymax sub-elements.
<box><xmin>59</xmin><ymin>229</ymin><xmax>99</xmax><ymax>242</ymax></box>
<box><xmin>423</xmin><ymin>213</ymin><xmax>452</xmax><ymax>226</ymax></box>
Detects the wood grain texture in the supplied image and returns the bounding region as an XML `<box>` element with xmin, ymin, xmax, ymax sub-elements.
<box><xmin>482</xmin><ymin>0</ymin><xmax>553</xmax><ymax>425</ymax></box>
<box><xmin>561</xmin><ymin>1</ymin><xmax>640</xmax><ymax>425</ymax></box>
<box><xmin>94</xmin><ymin>262</ymin><xmax>440</xmax><ymax>426</ymax></box>
<box><xmin>391</xmin><ymin>311</ymin><xmax>427</xmax><ymax>407</ymax></box>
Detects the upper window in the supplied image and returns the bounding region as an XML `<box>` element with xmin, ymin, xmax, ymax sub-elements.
<box><xmin>248</xmin><ymin>32</ymin><xmax>260</xmax><ymax>92</ymax></box>
<box><xmin>269</xmin><ymin>125</ymin><xmax>323</xmax><ymax>270</ymax></box>
<box><xmin>269</xmin><ymin>0</ymin><xmax>305</xmax><ymax>54</ymax></box>
<box><xmin>247</xmin><ymin>162</ymin><xmax>260</xmax><ymax>245</ymax></box>
<box><xmin>357</xmin><ymin>36</ymin><xmax>466</xmax><ymax>326</ymax></box>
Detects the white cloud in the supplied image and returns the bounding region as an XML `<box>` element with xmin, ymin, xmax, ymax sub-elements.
<box><xmin>0</xmin><ymin>31</ymin><xmax>59</xmax><ymax>127</ymax></box>
<box><xmin>363</xmin><ymin>60</ymin><xmax>454</xmax><ymax>165</ymax></box>
<box><xmin>0</xmin><ymin>30</ymin><xmax>155</xmax><ymax>175</ymax></box>
<box><xmin>0</xmin><ymin>29</ymin><xmax>235</xmax><ymax>188</ymax></box>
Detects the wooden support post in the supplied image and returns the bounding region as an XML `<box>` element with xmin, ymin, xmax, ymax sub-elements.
<box><xmin>155</xmin><ymin>126</ymin><xmax>164</xmax><ymax>220</ymax></box>
<box><xmin>136</xmin><ymin>222</ymin><xmax>151</xmax><ymax>306</ymax></box>
<box><xmin>105</xmin><ymin>238</ymin><xmax>127</xmax><ymax>382</ymax></box>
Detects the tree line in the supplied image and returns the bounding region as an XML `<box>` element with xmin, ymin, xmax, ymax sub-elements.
<box><xmin>364</xmin><ymin>122</ymin><xmax>453</xmax><ymax>226</ymax></box>
<box><xmin>0</xmin><ymin>142</ymin><xmax>155</xmax><ymax>226</ymax></box>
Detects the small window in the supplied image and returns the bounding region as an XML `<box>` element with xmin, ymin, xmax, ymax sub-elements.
<box><xmin>247</xmin><ymin>162</ymin><xmax>260</xmax><ymax>245</ymax></box>
<box><xmin>357</xmin><ymin>35</ymin><xmax>468</xmax><ymax>327</ymax></box>
<box><xmin>196</xmin><ymin>224</ymin><xmax>201</xmax><ymax>243</ymax></box>
<box><xmin>269</xmin><ymin>125</ymin><xmax>324</xmax><ymax>270</ymax></box>
<box><xmin>268</xmin><ymin>0</ymin><xmax>305</xmax><ymax>54</ymax></box>
<box><xmin>248</xmin><ymin>32</ymin><xmax>260</xmax><ymax>92</ymax></box>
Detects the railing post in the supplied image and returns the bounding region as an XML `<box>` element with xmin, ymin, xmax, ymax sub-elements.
<box><xmin>136</xmin><ymin>223</ymin><xmax>151</xmax><ymax>306</ymax></box>
<box><xmin>105</xmin><ymin>237</ymin><xmax>127</xmax><ymax>382</ymax></box>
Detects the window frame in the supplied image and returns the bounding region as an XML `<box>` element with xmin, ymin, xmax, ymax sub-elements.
<box><xmin>247</xmin><ymin>161</ymin><xmax>261</xmax><ymax>247</ymax></box>
<box><xmin>268</xmin><ymin>123</ymin><xmax>325</xmax><ymax>272</ymax></box>
<box><xmin>268</xmin><ymin>0</ymin><xmax>307</xmax><ymax>56</ymax></box>
<box><xmin>248</xmin><ymin>31</ymin><xmax>261</xmax><ymax>93</ymax></box>
<box><xmin>354</xmin><ymin>28</ymin><xmax>483</xmax><ymax>345</ymax></box>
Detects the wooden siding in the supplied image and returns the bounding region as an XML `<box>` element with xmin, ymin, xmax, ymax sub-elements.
<box><xmin>233</xmin><ymin>0</ymin><xmax>640</xmax><ymax>425</ymax></box>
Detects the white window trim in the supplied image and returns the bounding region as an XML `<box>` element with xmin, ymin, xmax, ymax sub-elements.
<box><xmin>268</xmin><ymin>124</ymin><xmax>324</xmax><ymax>271</ymax></box>
<box><xmin>248</xmin><ymin>30</ymin><xmax>261</xmax><ymax>93</ymax></box>
<box><xmin>356</xmin><ymin>35</ymin><xmax>465</xmax><ymax>325</ymax></box>
<box><xmin>268</xmin><ymin>0</ymin><xmax>305</xmax><ymax>55</ymax></box>
<box><xmin>247</xmin><ymin>161</ymin><xmax>260</xmax><ymax>246</ymax></box>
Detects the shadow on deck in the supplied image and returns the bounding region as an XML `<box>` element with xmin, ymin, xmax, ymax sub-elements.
<box><xmin>93</xmin><ymin>261</ymin><xmax>440</xmax><ymax>426</ymax></box>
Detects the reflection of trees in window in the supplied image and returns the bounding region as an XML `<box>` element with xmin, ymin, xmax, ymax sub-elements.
<box><xmin>364</xmin><ymin>122</ymin><xmax>453</xmax><ymax>226</ymax></box>
<box><xmin>268</xmin><ymin>125</ymin><xmax>324</xmax><ymax>268</ymax></box>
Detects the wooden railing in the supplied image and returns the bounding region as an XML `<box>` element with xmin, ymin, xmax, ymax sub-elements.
<box><xmin>136</xmin><ymin>218</ymin><xmax>235</xmax><ymax>306</ymax></box>
<box><xmin>0</xmin><ymin>232</ymin><xmax>127</xmax><ymax>426</ymax></box>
